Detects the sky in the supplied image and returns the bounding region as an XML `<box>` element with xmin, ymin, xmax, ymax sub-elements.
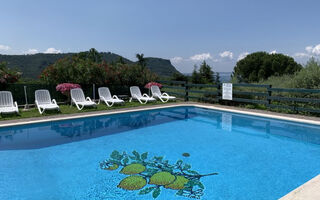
<box><xmin>0</xmin><ymin>0</ymin><xmax>320</xmax><ymax>73</ymax></box>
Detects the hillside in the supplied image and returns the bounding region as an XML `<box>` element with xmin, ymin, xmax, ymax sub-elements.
<box><xmin>0</xmin><ymin>52</ymin><xmax>180</xmax><ymax>79</ymax></box>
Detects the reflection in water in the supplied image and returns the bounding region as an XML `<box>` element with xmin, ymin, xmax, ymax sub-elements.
<box><xmin>0</xmin><ymin>107</ymin><xmax>195</xmax><ymax>150</ymax></box>
<box><xmin>0</xmin><ymin>106</ymin><xmax>320</xmax><ymax>150</ymax></box>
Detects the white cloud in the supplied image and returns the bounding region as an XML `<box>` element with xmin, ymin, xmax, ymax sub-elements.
<box><xmin>219</xmin><ymin>51</ymin><xmax>233</xmax><ymax>59</ymax></box>
<box><xmin>0</xmin><ymin>44</ymin><xmax>10</xmax><ymax>51</ymax></box>
<box><xmin>305</xmin><ymin>46</ymin><xmax>313</xmax><ymax>53</ymax></box>
<box><xmin>237</xmin><ymin>52</ymin><xmax>249</xmax><ymax>61</ymax></box>
<box><xmin>305</xmin><ymin>44</ymin><xmax>320</xmax><ymax>55</ymax></box>
<box><xmin>311</xmin><ymin>44</ymin><xmax>320</xmax><ymax>55</ymax></box>
<box><xmin>189</xmin><ymin>53</ymin><xmax>212</xmax><ymax>61</ymax></box>
<box><xmin>44</xmin><ymin>47</ymin><xmax>62</xmax><ymax>54</ymax></box>
<box><xmin>269</xmin><ymin>50</ymin><xmax>277</xmax><ymax>54</ymax></box>
<box><xmin>293</xmin><ymin>52</ymin><xmax>311</xmax><ymax>58</ymax></box>
<box><xmin>170</xmin><ymin>56</ymin><xmax>183</xmax><ymax>64</ymax></box>
<box><xmin>24</xmin><ymin>49</ymin><xmax>39</xmax><ymax>55</ymax></box>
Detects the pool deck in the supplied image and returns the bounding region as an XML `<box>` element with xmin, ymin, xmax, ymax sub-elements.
<box><xmin>0</xmin><ymin>102</ymin><xmax>319</xmax><ymax>199</ymax></box>
<box><xmin>279</xmin><ymin>175</ymin><xmax>320</xmax><ymax>200</ymax></box>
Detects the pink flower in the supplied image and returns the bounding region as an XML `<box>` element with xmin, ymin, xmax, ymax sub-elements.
<box><xmin>144</xmin><ymin>82</ymin><xmax>162</xmax><ymax>89</ymax></box>
<box><xmin>56</xmin><ymin>83</ymin><xmax>81</xmax><ymax>95</ymax></box>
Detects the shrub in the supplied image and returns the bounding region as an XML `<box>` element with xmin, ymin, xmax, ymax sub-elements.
<box><xmin>0</xmin><ymin>62</ymin><xmax>22</xmax><ymax>86</ymax></box>
<box><xmin>40</xmin><ymin>49</ymin><xmax>157</xmax><ymax>86</ymax></box>
<box><xmin>56</xmin><ymin>83</ymin><xmax>81</xmax><ymax>95</ymax></box>
<box><xmin>144</xmin><ymin>82</ymin><xmax>162</xmax><ymax>89</ymax></box>
<box><xmin>291</xmin><ymin>58</ymin><xmax>320</xmax><ymax>89</ymax></box>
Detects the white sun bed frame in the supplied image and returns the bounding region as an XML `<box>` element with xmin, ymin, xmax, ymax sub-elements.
<box><xmin>35</xmin><ymin>89</ymin><xmax>60</xmax><ymax>114</ymax></box>
<box><xmin>0</xmin><ymin>91</ymin><xmax>19</xmax><ymax>115</ymax></box>
<box><xmin>151</xmin><ymin>85</ymin><xmax>176</xmax><ymax>103</ymax></box>
<box><xmin>129</xmin><ymin>86</ymin><xmax>156</xmax><ymax>104</ymax></box>
<box><xmin>70</xmin><ymin>88</ymin><xmax>96</xmax><ymax>110</ymax></box>
<box><xmin>98</xmin><ymin>87</ymin><xmax>124</xmax><ymax>107</ymax></box>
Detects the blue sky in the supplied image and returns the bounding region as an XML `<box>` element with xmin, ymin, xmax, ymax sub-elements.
<box><xmin>0</xmin><ymin>0</ymin><xmax>320</xmax><ymax>73</ymax></box>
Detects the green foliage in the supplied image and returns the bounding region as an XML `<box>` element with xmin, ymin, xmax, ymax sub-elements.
<box><xmin>191</xmin><ymin>61</ymin><xmax>216</xmax><ymax>84</ymax></box>
<box><xmin>171</xmin><ymin>72</ymin><xmax>188</xmax><ymax>82</ymax></box>
<box><xmin>258</xmin><ymin>58</ymin><xmax>320</xmax><ymax>89</ymax></box>
<box><xmin>199</xmin><ymin>61</ymin><xmax>214</xmax><ymax>83</ymax></box>
<box><xmin>258</xmin><ymin>74</ymin><xmax>294</xmax><ymax>88</ymax></box>
<box><xmin>0</xmin><ymin>62</ymin><xmax>21</xmax><ymax>87</ymax></box>
<box><xmin>291</xmin><ymin>57</ymin><xmax>320</xmax><ymax>89</ymax></box>
<box><xmin>0</xmin><ymin>51</ymin><xmax>179</xmax><ymax>78</ymax></box>
<box><xmin>40</xmin><ymin>49</ymin><xmax>157</xmax><ymax>86</ymax></box>
<box><xmin>233</xmin><ymin>52</ymin><xmax>302</xmax><ymax>83</ymax></box>
<box><xmin>191</xmin><ymin>66</ymin><xmax>203</xmax><ymax>84</ymax></box>
<box><xmin>136</xmin><ymin>53</ymin><xmax>147</xmax><ymax>68</ymax></box>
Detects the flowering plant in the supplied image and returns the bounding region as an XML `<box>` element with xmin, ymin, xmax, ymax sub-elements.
<box><xmin>0</xmin><ymin>62</ymin><xmax>21</xmax><ymax>87</ymax></box>
<box><xmin>144</xmin><ymin>82</ymin><xmax>162</xmax><ymax>89</ymax></box>
<box><xmin>56</xmin><ymin>83</ymin><xmax>81</xmax><ymax>96</ymax></box>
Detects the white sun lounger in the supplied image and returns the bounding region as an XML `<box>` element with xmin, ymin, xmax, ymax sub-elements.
<box><xmin>35</xmin><ymin>90</ymin><xmax>60</xmax><ymax>114</ymax></box>
<box><xmin>98</xmin><ymin>87</ymin><xmax>124</xmax><ymax>107</ymax></box>
<box><xmin>129</xmin><ymin>86</ymin><xmax>156</xmax><ymax>104</ymax></box>
<box><xmin>70</xmin><ymin>88</ymin><xmax>96</xmax><ymax>110</ymax></box>
<box><xmin>151</xmin><ymin>85</ymin><xmax>176</xmax><ymax>103</ymax></box>
<box><xmin>0</xmin><ymin>91</ymin><xmax>19</xmax><ymax>115</ymax></box>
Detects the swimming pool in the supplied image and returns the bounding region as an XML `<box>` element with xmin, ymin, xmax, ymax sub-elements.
<box><xmin>0</xmin><ymin>106</ymin><xmax>320</xmax><ymax>200</ymax></box>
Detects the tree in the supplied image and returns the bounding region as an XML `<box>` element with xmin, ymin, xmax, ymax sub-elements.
<box><xmin>191</xmin><ymin>61</ymin><xmax>216</xmax><ymax>84</ymax></box>
<box><xmin>191</xmin><ymin>65</ymin><xmax>203</xmax><ymax>84</ymax></box>
<box><xmin>171</xmin><ymin>72</ymin><xmax>188</xmax><ymax>82</ymax></box>
<box><xmin>199</xmin><ymin>61</ymin><xmax>214</xmax><ymax>83</ymax></box>
<box><xmin>232</xmin><ymin>52</ymin><xmax>302</xmax><ymax>83</ymax></box>
<box><xmin>40</xmin><ymin>49</ymin><xmax>157</xmax><ymax>86</ymax></box>
<box><xmin>78</xmin><ymin>48</ymin><xmax>102</xmax><ymax>63</ymax></box>
<box><xmin>136</xmin><ymin>53</ymin><xmax>147</xmax><ymax>68</ymax></box>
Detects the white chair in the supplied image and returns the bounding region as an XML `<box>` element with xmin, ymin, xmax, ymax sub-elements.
<box><xmin>129</xmin><ymin>86</ymin><xmax>156</xmax><ymax>104</ymax></box>
<box><xmin>98</xmin><ymin>87</ymin><xmax>124</xmax><ymax>107</ymax></box>
<box><xmin>35</xmin><ymin>90</ymin><xmax>60</xmax><ymax>114</ymax></box>
<box><xmin>70</xmin><ymin>88</ymin><xmax>96</xmax><ymax>110</ymax></box>
<box><xmin>0</xmin><ymin>91</ymin><xmax>19</xmax><ymax>115</ymax></box>
<box><xmin>151</xmin><ymin>85</ymin><xmax>176</xmax><ymax>103</ymax></box>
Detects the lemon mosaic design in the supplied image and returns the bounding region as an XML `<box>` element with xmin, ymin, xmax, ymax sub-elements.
<box><xmin>100</xmin><ymin>150</ymin><xmax>218</xmax><ymax>199</ymax></box>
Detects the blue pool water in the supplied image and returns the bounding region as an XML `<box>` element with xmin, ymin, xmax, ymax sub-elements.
<box><xmin>0</xmin><ymin>106</ymin><xmax>320</xmax><ymax>200</ymax></box>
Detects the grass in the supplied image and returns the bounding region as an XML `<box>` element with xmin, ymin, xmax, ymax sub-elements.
<box><xmin>0</xmin><ymin>100</ymin><xmax>181</xmax><ymax>121</ymax></box>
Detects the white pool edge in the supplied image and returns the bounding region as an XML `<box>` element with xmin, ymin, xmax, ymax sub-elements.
<box><xmin>1</xmin><ymin>103</ymin><xmax>320</xmax><ymax>128</ymax></box>
<box><xmin>279</xmin><ymin>174</ymin><xmax>320</xmax><ymax>200</ymax></box>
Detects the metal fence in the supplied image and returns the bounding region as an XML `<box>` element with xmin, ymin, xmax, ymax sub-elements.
<box><xmin>160</xmin><ymin>80</ymin><xmax>320</xmax><ymax>114</ymax></box>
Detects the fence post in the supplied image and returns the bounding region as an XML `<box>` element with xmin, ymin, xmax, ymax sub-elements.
<box><xmin>185</xmin><ymin>80</ymin><xmax>189</xmax><ymax>102</ymax></box>
<box><xmin>23</xmin><ymin>85</ymin><xmax>29</xmax><ymax>110</ymax></box>
<box><xmin>92</xmin><ymin>84</ymin><xmax>96</xmax><ymax>101</ymax></box>
<box><xmin>267</xmin><ymin>84</ymin><xmax>272</xmax><ymax>109</ymax></box>
<box><xmin>217</xmin><ymin>83</ymin><xmax>222</xmax><ymax>104</ymax></box>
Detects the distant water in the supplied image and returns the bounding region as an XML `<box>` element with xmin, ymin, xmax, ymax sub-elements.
<box><xmin>217</xmin><ymin>72</ymin><xmax>232</xmax><ymax>82</ymax></box>
<box><xmin>183</xmin><ymin>72</ymin><xmax>232</xmax><ymax>82</ymax></box>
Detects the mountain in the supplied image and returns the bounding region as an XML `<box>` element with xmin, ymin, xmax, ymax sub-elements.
<box><xmin>0</xmin><ymin>52</ymin><xmax>180</xmax><ymax>79</ymax></box>
<box><xmin>144</xmin><ymin>57</ymin><xmax>180</xmax><ymax>76</ymax></box>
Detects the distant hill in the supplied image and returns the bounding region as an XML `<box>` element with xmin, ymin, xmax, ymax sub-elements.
<box><xmin>0</xmin><ymin>52</ymin><xmax>180</xmax><ymax>79</ymax></box>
